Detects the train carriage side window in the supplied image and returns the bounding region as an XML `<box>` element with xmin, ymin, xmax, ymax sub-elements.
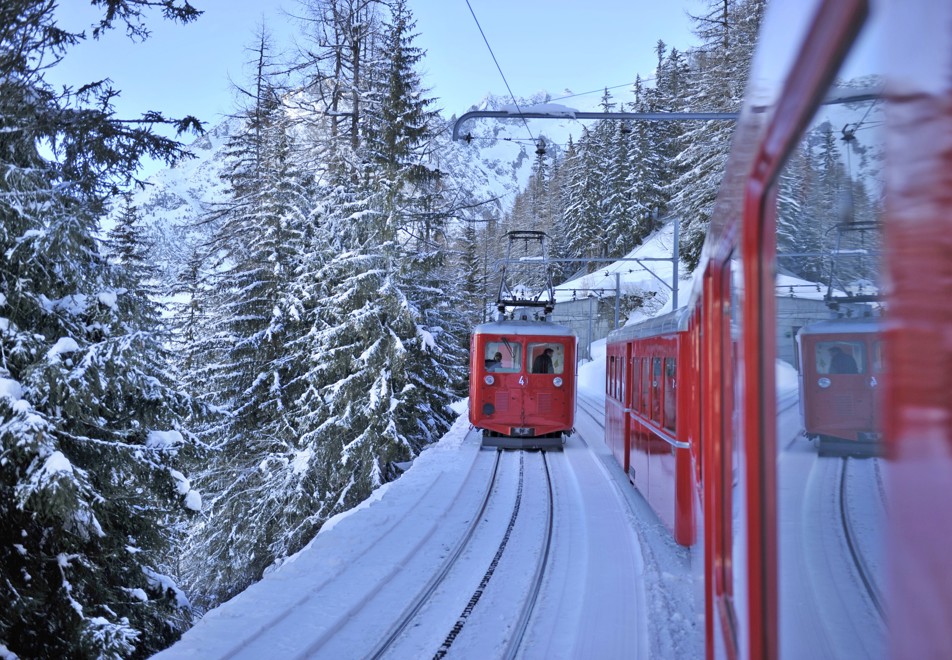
<box><xmin>609</xmin><ymin>356</ymin><xmax>616</xmax><ymax>398</ymax></box>
<box><xmin>651</xmin><ymin>357</ymin><xmax>662</xmax><ymax>424</ymax></box>
<box><xmin>663</xmin><ymin>358</ymin><xmax>677</xmax><ymax>432</ymax></box>
<box><xmin>630</xmin><ymin>357</ymin><xmax>639</xmax><ymax>410</ymax></box>
<box><xmin>620</xmin><ymin>356</ymin><xmax>626</xmax><ymax>404</ymax></box>
<box><xmin>640</xmin><ymin>358</ymin><xmax>650</xmax><ymax>415</ymax></box>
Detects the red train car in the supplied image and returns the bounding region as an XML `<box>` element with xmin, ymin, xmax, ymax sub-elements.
<box><xmin>469</xmin><ymin>318</ymin><xmax>577</xmax><ymax>450</ymax></box>
<box><xmin>606</xmin><ymin>308</ymin><xmax>696</xmax><ymax>545</ymax></box>
<box><xmin>600</xmin><ymin>0</ymin><xmax>952</xmax><ymax>657</ymax></box>
<box><xmin>797</xmin><ymin>317</ymin><xmax>883</xmax><ymax>455</ymax></box>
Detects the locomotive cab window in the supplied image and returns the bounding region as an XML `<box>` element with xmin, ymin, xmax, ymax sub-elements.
<box><xmin>484</xmin><ymin>341</ymin><xmax>521</xmax><ymax>373</ymax></box>
<box><xmin>815</xmin><ymin>341</ymin><xmax>865</xmax><ymax>374</ymax></box>
<box><xmin>528</xmin><ymin>343</ymin><xmax>564</xmax><ymax>374</ymax></box>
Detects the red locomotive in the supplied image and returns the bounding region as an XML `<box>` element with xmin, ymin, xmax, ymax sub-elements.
<box><xmin>469</xmin><ymin>317</ymin><xmax>577</xmax><ymax>450</ymax></box>
<box><xmin>603</xmin><ymin>0</ymin><xmax>952</xmax><ymax>657</ymax></box>
<box><xmin>469</xmin><ymin>231</ymin><xmax>577</xmax><ymax>450</ymax></box>
<box><xmin>797</xmin><ymin>317</ymin><xmax>883</xmax><ymax>456</ymax></box>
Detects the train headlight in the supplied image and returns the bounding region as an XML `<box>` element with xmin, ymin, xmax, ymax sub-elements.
<box><xmin>484</xmin><ymin>375</ymin><xmax>495</xmax><ymax>386</ymax></box>
<box><xmin>553</xmin><ymin>377</ymin><xmax>563</xmax><ymax>387</ymax></box>
<box><xmin>818</xmin><ymin>377</ymin><xmax>831</xmax><ymax>389</ymax></box>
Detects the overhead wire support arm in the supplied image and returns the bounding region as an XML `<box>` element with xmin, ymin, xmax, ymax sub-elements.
<box><xmin>452</xmin><ymin>110</ymin><xmax>739</xmax><ymax>141</ymax></box>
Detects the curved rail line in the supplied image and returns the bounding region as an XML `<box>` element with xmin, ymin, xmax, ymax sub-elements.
<box><xmin>364</xmin><ymin>449</ymin><xmax>505</xmax><ymax>659</ymax></box>
<box><xmin>218</xmin><ymin>436</ymin><xmax>498</xmax><ymax>660</ymax></box>
<box><xmin>431</xmin><ymin>451</ymin><xmax>555</xmax><ymax>659</ymax></box>
<box><xmin>839</xmin><ymin>457</ymin><xmax>886</xmax><ymax>621</ymax></box>
<box><xmin>576</xmin><ymin>394</ymin><xmax>605</xmax><ymax>432</ymax></box>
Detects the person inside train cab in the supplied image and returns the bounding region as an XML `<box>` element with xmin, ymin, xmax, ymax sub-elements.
<box><xmin>486</xmin><ymin>351</ymin><xmax>503</xmax><ymax>371</ymax></box>
<box><xmin>829</xmin><ymin>345</ymin><xmax>858</xmax><ymax>374</ymax></box>
<box><xmin>532</xmin><ymin>347</ymin><xmax>555</xmax><ymax>374</ymax></box>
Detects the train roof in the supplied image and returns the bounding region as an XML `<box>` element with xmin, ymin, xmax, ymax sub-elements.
<box><xmin>472</xmin><ymin>319</ymin><xmax>576</xmax><ymax>338</ymax></box>
<box><xmin>797</xmin><ymin>316</ymin><xmax>882</xmax><ymax>337</ymax></box>
<box><xmin>607</xmin><ymin>307</ymin><xmax>691</xmax><ymax>343</ymax></box>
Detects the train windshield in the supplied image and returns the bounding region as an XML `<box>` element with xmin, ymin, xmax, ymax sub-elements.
<box><xmin>527</xmin><ymin>342</ymin><xmax>565</xmax><ymax>374</ymax></box>
<box><xmin>484</xmin><ymin>341</ymin><xmax>521</xmax><ymax>373</ymax></box>
<box><xmin>815</xmin><ymin>341</ymin><xmax>865</xmax><ymax>374</ymax></box>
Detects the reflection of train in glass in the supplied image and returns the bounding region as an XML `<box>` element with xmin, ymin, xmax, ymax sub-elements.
<box><xmin>797</xmin><ymin>318</ymin><xmax>883</xmax><ymax>455</ymax></box>
<box><xmin>604</xmin><ymin>0</ymin><xmax>950</xmax><ymax>656</ymax></box>
<box><xmin>469</xmin><ymin>318</ymin><xmax>577</xmax><ymax>450</ymax></box>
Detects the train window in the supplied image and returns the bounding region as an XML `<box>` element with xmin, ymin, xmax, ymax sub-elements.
<box><xmin>651</xmin><ymin>357</ymin><xmax>662</xmax><ymax>424</ymax></box>
<box><xmin>640</xmin><ymin>358</ymin><xmax>650</xmax><ymax>414</ymax></box>
<box><xmin>872</xmin><ymin>340</ymin><xmax>885</xmax><ymax>373</ymax></box>
<box><xmin>485</xmin><ymin>341</ymin><xmax>521</xmax><ymax>373</ymax></box>
<box><xmin>527</xmin><ymin>343</ymin><xmax>564</xmax><ymax>374</ymax></box>
<box><xmin>620</xmin><ymin>356</ymin><xmax>626</xmax><ymax>403</ymax></box>
<box><xmin>663</xmin><ymin>358</ymin><xmax>677</xmax><ymax>432</ymax></box>
<box><xmin>630</xmin><ymin>357</ymin><xmax>638</xmax><ymax>410</ymax></box>
<box><xmin>771</xmin><ymin>14</ymin><xmax>886</xmax><ymax>654</ymax></box>
<box><xmin>815</xmin><ymin>341</ymin><xmax>865</xmax><ymax>374</ymax></box>
<box><xmin>608</xmin><ymin>356</ymin><xmax>615</xmax><ymax>397</ymax></box>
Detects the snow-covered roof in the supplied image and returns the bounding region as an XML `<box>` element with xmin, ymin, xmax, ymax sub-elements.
<box><xmin>473</xmin><ymin>319</ymin><xmax>576</xmax><ymax>338</ymax></box>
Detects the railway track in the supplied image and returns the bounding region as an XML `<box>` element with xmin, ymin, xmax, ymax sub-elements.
<box><xmin>206</xmin><ymin>443</ymin><xmax>557</xmax><ymax>659</ymax></box>
<box><xmin>367</xmin><ymin>449</ymin><xmax>555</xmax><ymax>660</ymax></box>
<box><xmin>839</xmin><ymin>457</ymin><xmax>887</xmax><ymax>622</ymax></box>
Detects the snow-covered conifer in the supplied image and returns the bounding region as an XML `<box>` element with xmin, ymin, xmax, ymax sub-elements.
<box><xmin>0</xmin><ymin>1</ymin><xmax>203</xmax><ymax>656</ymax></box>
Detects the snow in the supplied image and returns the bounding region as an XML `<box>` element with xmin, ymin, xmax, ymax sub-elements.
<box><xmin>183</xmin><ymin>490</ymin><xmax>203</xmax><ymax>512</ymax></box>
<box><xmin>97</xmin><ymin>290</ymin><xmax>119</xmax><ymax>309</ymax></box>
<box><xmin>43</xmin><ymin>451</ymin><xmax>74</xmax><ymax>476</ymax></box>
<box><xmin>0</xmin><ymin>377</ymin><xmax>23</xmax><ymax>402</ymax></box>
<box><xmin>147</xmin><ymin>430</ymin><xmax>184</xmax><ymax>449</ymax></box>
<box><xmin>47</xmin><ymin>337</ymin><xmax>80</xmax><ymax>359</ymax></box>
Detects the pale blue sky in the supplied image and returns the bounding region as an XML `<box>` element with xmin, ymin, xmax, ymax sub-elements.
<box><xmin>50</xmin><ymin>1</ymin><xmax>702</xmax><ymax>139</ymax></box>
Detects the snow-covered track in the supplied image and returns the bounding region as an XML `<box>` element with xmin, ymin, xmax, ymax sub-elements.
<box><xmin>376</xmin><ymin>450</ymin><xmax>556</xmax><ymax>659</ymax></box>
<box><xmin>362</xmin><ymin>449</ymin><xmax>505</xmax><ymax>658</ymax></box>
<box><xmin>839</xmin><ymin>457</ymin><xmax>886</xmax><ymax>621</ymax></box>
<box><xmin>498</xmin><ymin>451</ymin><xmax>554</xmax><ymax>660</ymax></box>
<box><xmin>157</xmin><ymin>428</ymin><xmax>503</xmax><ymax>660</ymax></box>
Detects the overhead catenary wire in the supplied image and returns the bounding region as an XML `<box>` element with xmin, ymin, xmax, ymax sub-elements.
<box><xmin>464</xmin><ymin>0</ymin><xmax>534</xmax><ymax>143</ymax></box>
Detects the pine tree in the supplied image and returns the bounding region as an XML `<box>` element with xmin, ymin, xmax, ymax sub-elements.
<box><xmin>672</xmin><ymin>0</ymin><xmax>765</xmax><ymax>269</ymax></box>
<box><xmin>563</xmin><ymin>128</ymin><xmax>603</xmax><ymax>269</ymax></box>
<box><xmin>180</xmin><ymin>27</ymin><xmax>323</xmax><ymax>605</ymax></box>
<box><xmin>0</xmin><ymin>1</ymin><xmax>203</xmax><ymax>656</ymax></box>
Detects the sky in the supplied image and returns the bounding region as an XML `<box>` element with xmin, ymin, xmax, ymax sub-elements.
<box><xmin>49</xmin><ymin>1</ymin><xmax>703</xmax><ymax>140</ymax></box>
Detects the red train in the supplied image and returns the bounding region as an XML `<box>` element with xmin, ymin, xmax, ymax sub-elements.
<box><xmin>605</xmin><ymin>308</ymin><xmax>695</xmax><ymax>545</ymax></box>
<box><xmin>604</xmin><ymin>0</ymin><xmax>952</xmax><ymax>657</ymax></box>
<box><xmin>797</xmin><ymin>317</ymin><xmax>883</xmax><ymax>456</ymax></box>
<box><xmin>469</xmin><ymin>317</ymin><xmax>577</xmax><ymax>450</ymax></box>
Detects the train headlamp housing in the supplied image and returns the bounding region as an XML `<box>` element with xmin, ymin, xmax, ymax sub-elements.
<box><xmin>553</xmin><ymin>377</ymin><xmax>563</xmax><ymax>387</ymax></box>
<box><xmin>818</xmin><ymin>377</ymin><xmax>831</xmax><ymax>389</ymax></box>
<box><xmin>484</xmin><ymin>375</ymin><xmax>495</xmax><ymax>386</ymax></box>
